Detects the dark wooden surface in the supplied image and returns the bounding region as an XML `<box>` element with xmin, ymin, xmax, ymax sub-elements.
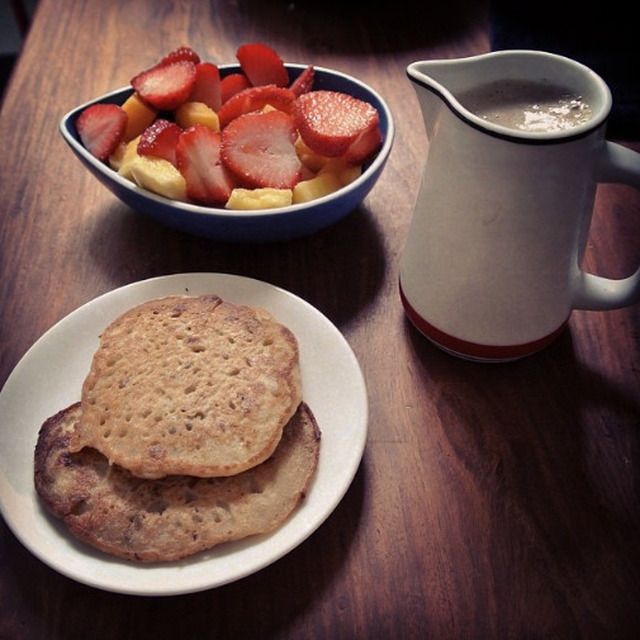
<box><xmin>1</xmin><ymin>1</ymin><xmax>639</xmax><ymax>638</ymax></box>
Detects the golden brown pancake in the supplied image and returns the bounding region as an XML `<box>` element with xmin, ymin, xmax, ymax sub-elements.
<box><xmin>34</xmin><ymin>401</ymin><xmax>320</xmax><ymax>563</ymax></box>
<box><xmin>69</xmin><ymin>295</ymin><xmax>302</xmax><ymax>479</ymax></box>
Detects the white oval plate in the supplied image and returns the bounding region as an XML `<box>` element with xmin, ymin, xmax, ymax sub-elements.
<box><xmin>0</xmin><ymin>273</ymin><xmax>368</xmax><ymax>595</ymax></box>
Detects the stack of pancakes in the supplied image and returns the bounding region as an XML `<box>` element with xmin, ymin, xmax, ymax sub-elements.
<box><xmin>34</xmin><ymin>294</ymin><xmax>320</xmax><ymax>563</ymax></box>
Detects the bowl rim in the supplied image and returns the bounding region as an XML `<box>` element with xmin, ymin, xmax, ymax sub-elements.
<box><xmin>59</xmin><ymin>63</ymin><xmax>395</xmax><ymax>221</ymax></box>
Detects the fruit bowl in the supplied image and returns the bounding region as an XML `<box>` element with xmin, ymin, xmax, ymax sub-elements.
<box><xmin>60</xmin><ymin>64</ymin><xmax>394</xmax><ymax>243</ymax></box>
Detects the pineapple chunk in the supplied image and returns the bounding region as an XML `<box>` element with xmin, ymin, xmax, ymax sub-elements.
<box><xmin>128</xmin><ymin>156</ymin><xmax>187</xmax><ymax>201</ymax></box>
<box><xmin>295</xmin><ymin>137</ymin><xmax>363</xmax><ymax>184</ymax></box>
<box><xmin>295</xmin><ymin>136</ymin><xmax>329</xmax><ymax>172</ymax></box>
<box><xmin>226</xmin><ymin>188</ymin><xmax>293</xmax><ymax>210</ymax></box>
<box><xmin>121</xmin><ymin>93</ymin><xmax>157</xmax><ymax>142</ymax></box>
<box><xmin>110</xmin><ymin>135</ymin><xmax>142</xmax><ymax>180</ymax></box>
<box><xmin>108</xmin><ymin>141</ymin><xmax>128</xmax><ymax>172</ymax></box>
<box><xmin>319</xmin><ymin>158</ymin><xmax>362</xmax><ymax>186</ymax></box>
<box><xmin>175</xmin><ymin>102</ymin><xmax>220</xmax><ymax>131</ymax></box>
<box><xmin>293</xmin><ymin>172</ymin><xmax>343</xmax><ymax>204</ymax></box>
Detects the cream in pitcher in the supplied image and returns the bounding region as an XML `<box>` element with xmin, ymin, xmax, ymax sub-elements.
<box><xmin>459</xmin><ymin>78</ymin><xmax>593</xmax><ymax>132</ymax></box>
<box><xmin>399</xmin><ymin>50</ymin><xmax>640</xmax><ymax>361</ymax></box>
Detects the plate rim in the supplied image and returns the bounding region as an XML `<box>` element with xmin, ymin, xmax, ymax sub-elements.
<box><xmin>0</xmin><ymin>273</ymin><xmax>368</xmax><ymax>595</ymax></box>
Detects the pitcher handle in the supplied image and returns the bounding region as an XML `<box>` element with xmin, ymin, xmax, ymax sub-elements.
<box><xmin>573</xmin><ymin>141</ymin><xmax>640</xmax><ymax>310</ymax></box>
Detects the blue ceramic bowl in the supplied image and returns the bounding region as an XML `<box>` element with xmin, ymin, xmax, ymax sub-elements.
<box><xmin>60</xmin><ymin>64</ymin><xmax>394</xmax><ymax>243</ymax></box>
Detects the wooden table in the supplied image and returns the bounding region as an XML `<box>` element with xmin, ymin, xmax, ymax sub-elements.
<box><xmin>1</xmin><ymin>1</ymin><xmax>639</xmax><ymax>638</ymax></box>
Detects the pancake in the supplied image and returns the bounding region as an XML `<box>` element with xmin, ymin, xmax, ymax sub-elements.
<box><xmin>69</xmin><ymin>294</ymin><xmax>302</xmax><ymax>479</ymax></box>
<box><xmin>34</xmin><ymin>401</ymin><xmax>320</xmax><ymax>563</ymax></box>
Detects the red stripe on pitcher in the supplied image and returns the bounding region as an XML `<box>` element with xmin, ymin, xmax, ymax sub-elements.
<box><xmin>400</xmin><ymin>285</ymin><xmax>568</xmax><ymax>361</ymax></box>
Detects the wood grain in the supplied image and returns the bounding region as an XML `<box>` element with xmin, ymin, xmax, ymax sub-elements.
<box><xmin>1</xmin><ymin>1</ymin><xmax>638</xmax><ymax>638</ymax></box>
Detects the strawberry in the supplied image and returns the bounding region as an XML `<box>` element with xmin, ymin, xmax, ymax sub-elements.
<box><xmin>76</xmin><ymin>103</ymin><xmax>127</xmax><ymax>161</ymax></box>
<box><xmin>188</xmin><ymin>62</ymin><xmax>222</xmax><ymax>111</ymax></box>
<box><xmin>176</xmin><ymin>124</ymin><xmax>236</xmax><ymax>206</ymax></box>
<box><xmin>289</xmin><ymin>65</ymin><xmax>315</xmax><ymax>97</ymax></box>
<box><xmin>236</xmin><ymin>43</ymin><xmax>289</xmax><ymax>87</ymax></box>
<box><xmin>159</xmin><ymin>46</ymin><xmax>201</xmax><ymax>67</ymax></box>
<box><xmin>217</xmin><ymin>85</ymin><xmax>296</xmax><ymax>128</ymax></box>
<box><xmin>342</xmin><ymin>124</ymin><xmax>383</xmax><ymax>164</ymax></box>
<box><xmin>220</xmin><ymin>73</ymin><xmax>251</xmax><ymax>104</ymax></box>
<box><xmin>137</xmin><ymin>118</ymin><xmax>182</xmax><ymax>166</ymax></box>
<box><xmin>221</xmin><ymin>110</ymin><xmax>302</xmax><ymax>189</ymax></box>
<box><xmin>294</xmin><ymin>90</ymin><xmax>381</xmax><ymax>159</ymax></box>
<box><xmin>131</xmin><ymin>60</ymin><xmax>197</xmax><ymax>111</ymax></box>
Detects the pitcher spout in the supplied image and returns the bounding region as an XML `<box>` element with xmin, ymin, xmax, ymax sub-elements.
<box><xmin>406</xmin><ymin>56</ymin><xmax>487</xmax><ymax>138</ymax></box>
<box><xmin>407</xmin><ymin>56</ymin><xmax>492</xmax><ymax>99</ymax></box>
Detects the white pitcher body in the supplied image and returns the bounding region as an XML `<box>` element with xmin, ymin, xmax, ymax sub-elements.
<box><xmin>400</xmin><ymin>51</ymin><xmax>640</xmax><ymax>361</ymax></box>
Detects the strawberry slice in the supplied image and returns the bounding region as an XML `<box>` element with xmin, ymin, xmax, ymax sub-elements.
<box><xmin>159</xmin><ymin>46</ymin><xmax>201</xmax><ymax>67</ymax></box>
<box><xmin>76</xmin><ymin>103</ymin><xmax>127</xmax><ymax>161</ymax></box>
<box><xmin>217</xmin><ymin>85</ymin><xmax>296</xmax><ymax>128</ymax></box>
<box><xmin>294</xmin><ymin>90</ymin><xmax>381</xmax><ymax>159</ymax></box>
<box><xmin>289</xmin><ymin>65</ymin><xmax>315</xmax><ymax>97</ymax></box>
<box><xmin>137</xmin><ymin>119</ymin><xmax>182</xmax><ymax>166</ymax></box>
<box><xmin>221</xmin><ymin>110</ymin><xmax>302</xmax><ymax>189</ymax></box>
<box><xmin>340</xmin><ymin>127</ymin><xmax>382</xmax><ymax>164</ymax></box>
<box><xmin>236</xmin><ymin>43</ymin><xmax>289</xmax><ymax>88</ymax></box>
<box><xmin>176</xmin><ymin>124</ymin><xmax>236</xmax><ymax>206</ymax></box>
<box><xmin>131</xmin><ymin>60</ymin><xmax>197</xmax><ymax>111</ymax></box>
<box><xmin>189</xmin><ymin>62</ymin><xmax>222</xmax><ymax>111</ymax></box>
<box><xmin>220</xmin><ymin>73</ymin><xmax>251</xmax><ymax>104</ymax></box>
<box><xmin>342</xmin><ymin>124</ymin><xmax>383</xmax><ymax>164</ymax></box>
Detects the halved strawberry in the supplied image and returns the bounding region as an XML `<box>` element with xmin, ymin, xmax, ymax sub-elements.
<box><xmin>131</xmin><ymin>60</ymin><xmax>197</xmax><ymax>111</ymax></box>
<box><xmin>176</xmin><ymin>124</ymin><xmax>236</xmax><ymax>206</ymax></box>
<box><xmin>137</xmin><ymin>119</ymin><xmax>182</xmax><ymax>166</ymax></box>
<box><xmin>236</xmin><ymin>43</ymin><xmax>289</xmax><ymax>87</ymax></box>
<box><xmin>217</xmin><ymin>85</ymin><xmax>296</xmax><ymax>128</ymax></box>
<box><xmin>159</xmin><ymin>46</ymin><xmax>201</xmax><ymax>67</ymax></box>
<box><xmin>76</xmin><ymin>103</ymin><xmax>127</xmax><ymax>161</ymax></box>
<box><xmin>221</xmin><ymin>110</ymin><xmax>302</xmax><ymax>189</ymax></box>
<box><xmin>294</xmin><ymin>90</ymin><xmax>381</xmax><ymax>159</ymax></box>
<box><xmin>188</xmin><ymin>62</ymin><xmax>222</xmax><ymax>111</ymax></box>
<box><xmin>342</xmin><ymin>124</ymin><xmax>383</xmax><ymax>164</ymax></box>
<box><xmin>289</xmin><ymin>65</ymin><xmax>315</xmax><ymax>97</ymax></box>
<box><xmin>220</xmin><ymin>73</ymin><xmax>251</xmax><ymax>104</ymax></box>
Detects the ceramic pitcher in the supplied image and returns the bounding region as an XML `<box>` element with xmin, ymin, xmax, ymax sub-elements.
<box><xmin>400</xmin><ymin>50</ymin><xmax>640</xmax><ymax>361</ymax></box>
